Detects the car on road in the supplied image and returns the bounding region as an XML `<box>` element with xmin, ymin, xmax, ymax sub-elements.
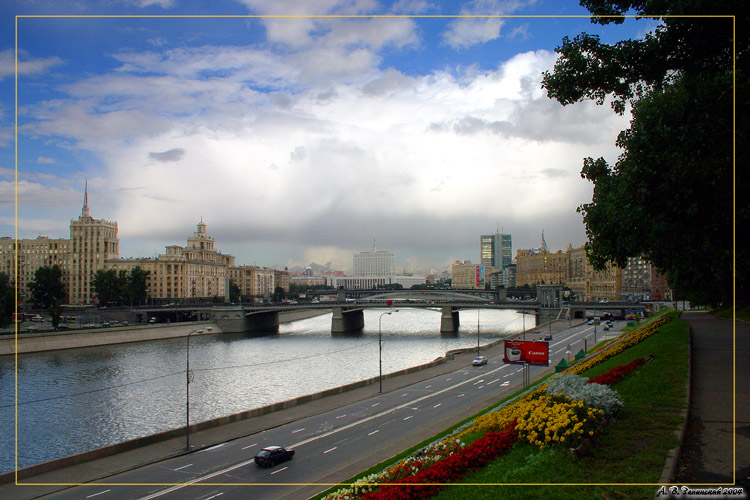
<box><xmin>603</xmin><ymin>325</ymin><xmax>610</xmax><ymax>331</ymax></box>
<box><xmin>543</xmin><ymin>334</ymin><xmax>553</xmax><ymax>341</ymax></box>
<box><xmin>472</xmin><ymin>356</ymin><xmax>488</xmax><ymax>366</ymax></box>
<box><xmin>254</xmin><ymin>446</ymin><xmax>295</xmax><ymax>467</ymax></box>
<box><xmin>587</xmin><ymin>320</ymin><xmax>594</xmax><ymax>325</ymax></box>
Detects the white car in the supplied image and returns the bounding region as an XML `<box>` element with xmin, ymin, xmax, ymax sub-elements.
<box><xmin>472</xmin><ymin>356</ymin><xmax>488</xmax><ymax>366</ymax></box>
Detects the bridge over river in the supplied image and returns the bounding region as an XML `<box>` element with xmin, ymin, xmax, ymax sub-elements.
<box><xmin>203</xmin><ymin>290</ymin><xmax>643</xmax><ymax>334</ymax></box>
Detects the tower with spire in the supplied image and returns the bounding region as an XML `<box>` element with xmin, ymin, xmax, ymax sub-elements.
<box><xmin>69</xmin><ymin>181</ymin><xmax>119</xmax><ymax>304</ymax></box>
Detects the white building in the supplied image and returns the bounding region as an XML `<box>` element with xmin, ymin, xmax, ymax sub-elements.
<box><xmin>353</xmin><ymin>247</ymin><xmax>396</xmax><ymax>277</ymax></box>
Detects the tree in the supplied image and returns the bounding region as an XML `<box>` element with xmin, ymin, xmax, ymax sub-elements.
<box><xmin>0</xmin><ymin>272</ymin><xmax>15</xmax><ymax>327</ymax></box>
<box><xmin>91</xmin><ymin>269</ymin><xmax>124</xmax><ymax>307</ymax></box>
<box><xmin>541</xmin><ymin>1</ymin><xmax>748</xmax><ymax>306</ymax></box>
<box><xmin>127</xmin><ymin>267</ymin><xmax>150</xmax><ymax>305</ymax></box>
<box><xmin>272</xmin><ymin>286</ymin><xmax>286</xmax><ymax>303</ymax></box>
<box><xmin>229</xmin><ymin>280</ymin><xmax>242</xmax><ymax>303</ymax></box>
<box><xmin>28</xmin><ymin>265</ymin><xmax>66</xmax><ymax>309</ymax></box>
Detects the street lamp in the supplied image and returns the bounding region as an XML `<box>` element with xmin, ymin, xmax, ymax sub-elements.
<box><xmin>378</xmin><ymin>310</ymin><xmax>399</xmax><ymax>393</ymax></box>
<box><xmin>186</xmin><ymin>326</ymin><xmax>212</xmax><ymax>451</ymax></box>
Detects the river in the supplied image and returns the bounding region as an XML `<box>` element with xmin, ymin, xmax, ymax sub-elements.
<box><xmin>0</xmin><ymin>307</ymin><xmax>533</xmax><ymax>473</ymax></box>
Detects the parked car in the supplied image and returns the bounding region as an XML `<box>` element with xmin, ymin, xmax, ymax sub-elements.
<box><xmin>254</xmin><ymin>446</ymin><xmax>295</xmax><ymax>467</ymax></box>
<box><xmin>121</xmin><ymin>320</ymin><xmax>129</xmax><ymax>326</ymax></box>
<box><xmin>148</xmin><ymin>317</ymin><xmax>157</xmax><ymax>323</ymax></box>
<box><xmin>543</xmin><ymin>334</ymin><xmax>553</xmax><ymax>341</ymax></box>
<box><xmin>472</xmin><ymin>356</ymin><xmax>488</xmax><ymax>366</ymax></box>
<box><xmin>587</xmin><ymin>320</ymin><xmax>594</xmax><ymax>325</ymax></box>
<box><xmin>603</xmin><ymin>325</ymin><xmax>610</xmax><ymax>331</ymax></box>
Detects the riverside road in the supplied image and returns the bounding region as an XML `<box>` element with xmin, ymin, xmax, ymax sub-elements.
<box><xmin>4</xmin><ymin>319</ymin><xmax>607</xmax><ymax>500</ymax></box>
<box><xmin>3</xmin><ymin>312</ymin><xmax>746</xmax><ymax>499</ymax></box>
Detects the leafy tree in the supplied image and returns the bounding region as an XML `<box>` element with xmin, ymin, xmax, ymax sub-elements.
<box><xmin>49</xmin><ymin>300</ymin><xmax>62</xmax><ymax>329</ymax></box>
<box><xmin>127</xmin><ymin>267</ymin><xmax>150</xmax><ymax>305</ymax></box>
<box><xmin>28</xmin><ymin>265</ymin><xmax>66</xmax><ymax>309</ymax></box>
<box><xmin>272</xmin><ymin>286</ymin><xmax>286</xmax><ymax>303</ymax></box>
<box><xmin>91</xmin><ymin>269</ymin><xmax>123</xmax><ymax>307</ymax></box>
<box><xmin>541</xmin><ymin>0</ymin><xmax>747</xmax><ymax>306</ymax></box>
<box><xmin>0</xmin><ymin>272</ymin><xmax>16</xmax><ymax>327</ymax></box>
<box><xmin>229</xmin><ymin>280</ymin><xmax>242</xmax><ymax>303</ymax></box>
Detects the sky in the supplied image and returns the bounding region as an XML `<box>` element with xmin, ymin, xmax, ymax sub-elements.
<box><xmin>0</xmin><ymin>0</ymin><xmax>658</xmax><ymax>274</ymax></box>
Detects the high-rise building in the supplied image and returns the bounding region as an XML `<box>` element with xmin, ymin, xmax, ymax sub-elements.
<box><xmin>353</xmin><ymin>246</ymin><xmax>395</xmax><ymax>277</ymax></box>
<box><xmin>480</xmin><ymin>231</ymin><xmax>512</xmax><ymax>269</ymax></box>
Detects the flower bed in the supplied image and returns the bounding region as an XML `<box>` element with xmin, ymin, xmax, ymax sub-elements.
<box><xmin>588</xmin><ymin>358</ymin><xmax>646</xmax><ymax>386</ymax></box>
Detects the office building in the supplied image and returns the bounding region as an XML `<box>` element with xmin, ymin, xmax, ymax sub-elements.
<box><xmin>480</xmin><ymin>231</ymin><xmax>512</xmax><ymax>269</ymax></box>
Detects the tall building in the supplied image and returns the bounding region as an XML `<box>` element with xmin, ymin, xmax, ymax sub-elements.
<box><xmin>68</xmin><ymin>182</ymin><xmax>120</xmax><ymax>304</ymax></box>
<box><xmin>480</xmin><ymin>231</ymin><xmax>512</xmax><ymax>269</ymax></box>
<box><xmin>353</xmin><ymin>246</ymin><xmax>395</xmax><ymax>277</ymax></box>
<box><xmin>107</xmin><ymin>220</ymin><xmax>235</xmax><ymax>300</ymax></box>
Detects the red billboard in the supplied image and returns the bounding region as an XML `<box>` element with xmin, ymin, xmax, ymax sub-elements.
<box><xmin>503</xmin><ymin>340</ymin><xmax>550</xmax><ymax>366</ymax></box>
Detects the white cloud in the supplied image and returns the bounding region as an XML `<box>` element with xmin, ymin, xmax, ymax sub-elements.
<box><xmin>0</xmin><ymin>49</ymin><xmax>65</xmax><ymax>81</ymax></box>
<box><xmin>441</xmin><ymin>0</ymin><xmax>537</xmax><ymax>49</ymax></box>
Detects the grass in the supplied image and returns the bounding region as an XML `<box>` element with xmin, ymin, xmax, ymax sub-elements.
<box><xmin>712</xmin><ymin>305</ymin><xmax>750</xmax><ymax>322</ymax></box>
<box><xmin>430</xmin><ymin>313</ymin><xmax>689</xmax><ymax>500</ymax></box>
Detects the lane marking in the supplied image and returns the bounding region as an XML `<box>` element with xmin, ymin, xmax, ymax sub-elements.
<box><xmin>368</xmin><ymin>430</ymin><xmax>379</xmax><ymax>436</ymax></box>
<box><xmin>487</xmin><ymin>379</ymin><xmax>499</xmax><ymax>385</ymax></box>
<box><xmin>433</xmin><ymin>403</ymin><xmax>441</xmax><ymax>408</ymax></box>
<box><xmin>401</xmin><ymin>393</ymin><xmax>409</xmax><ymax>397</ymax></box>
<box><xmin>336</xmin><ymin>414</ymin><xmax>347</xmax><ymax>419</ymax></box>
<box><xmin>323</xmin><ymin>447</ymin><xmax>337</xmax><ymax>454</ymax></box>
<box><xmin>424</xmin><ymin>385</ymin><xmax>432</xmax><ymax>389</ymax></box>
<box><xmin>501</xmin><ymin>381</ymin><xmax>510</xmax><ymax>387</ymax></box>
<box><xmin>203</xmin><ymin>493</ymin><xmax>224</xmax><ymax>500</ymax></box>
<box><xmin>270</xmin><ymin>467</ymin><xmax>288</xmax><ymax>475</ymax></box>
<box><xmin>174</xmin><ymin>464</ymin><xmax>192</xmax><ymax>471</ymax></box>
<box><xmin>473</xmin><ymin>379</ymin><xmax>484</xmax><ymax>385</ymax></box>
<box><xmin>371</xmin><ymin>402</ymin><xmax>380</xmax><ymax>407</ymax></box>
<box><xmin>86</xmin><ymin>490</ymin><xmax>111</xmax><ymax>498</ymax></box>
<box><xmin>241</xmin><ymin>443</ymin><xmax>257</xmax><ymax>450</ymax></box>
<box><xmin>139</xmin><ymin>357</ymin><xmax>519</xmax><ymax>499</ymax></box>
<box><xmin>403</xmin><ymin>416</ymin><xmax>413</xmax><ymax>421</ymax></box>
<box><xmin>292</xmin><ymin>428</ymin><xmax>305</xmax><ymax>434</ymax></box>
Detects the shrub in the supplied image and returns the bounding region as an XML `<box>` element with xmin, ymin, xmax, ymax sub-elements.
<box><xmin>546</xmin><ymin>374</ymin><xmax>623</xmax><ymax>418</ymax></box>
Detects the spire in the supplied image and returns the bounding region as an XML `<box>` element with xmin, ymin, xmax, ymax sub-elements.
<box><xmin>540</xmin><ymin>230</ymin><xmax>548</xmax><ymax>252</ymax></box>
<box><xmin>82</xmin><ymin>180</ymin><xmax>90</xmax><ymax>217</ymax></box>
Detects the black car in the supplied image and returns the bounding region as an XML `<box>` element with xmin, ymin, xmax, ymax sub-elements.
<box><xmin>254</xmin><ymin>446</ymin><xmax>295</xmax><ymax>467</ymax></box>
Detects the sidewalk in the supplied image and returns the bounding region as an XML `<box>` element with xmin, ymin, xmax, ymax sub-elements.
<box><xmin>0</xmin><ymin>320</ymin><xmax>573</xmax><ymax>500</ymax></box>
<box><xmin>675</xmin><ymin>312</ymin><xmax>749</xmax><ymax>488</ymax></box>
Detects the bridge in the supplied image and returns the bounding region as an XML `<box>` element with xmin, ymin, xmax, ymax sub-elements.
<box><xmin>205</xmin><ymin>292</ymin><xmax>644</xmax><ymax>334</ymax></box>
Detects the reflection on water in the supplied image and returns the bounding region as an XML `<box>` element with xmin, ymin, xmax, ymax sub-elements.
<box><xmin>0</xmin><ymin>308</ymin><xmax>533</xmax><ymax>472</ymax></box>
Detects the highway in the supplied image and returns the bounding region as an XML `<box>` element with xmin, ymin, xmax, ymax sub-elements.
<box><xmin>45</xmin><ymin>320</ymin><xmax>620</xmax><ymax>500</ymax></box>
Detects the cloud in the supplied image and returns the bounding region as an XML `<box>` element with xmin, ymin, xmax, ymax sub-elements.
<box><xmin>36</xmin><ymin>156</ymin><xmax>56</xmax><ymax>164</ymax></box>
<box><xmin>149</xmin><ymin>148</ymin><xmax>185</xmax><ymax>162</ymax></box>
<box><xmin>0</xmin><ymin>49</ymin><xmax>64</xmax><ymax>81</ymax></box>
<box><xmin>441</xmin><ymin>0</ymin><xmax>536</xmax><ymax>49</ymax></box>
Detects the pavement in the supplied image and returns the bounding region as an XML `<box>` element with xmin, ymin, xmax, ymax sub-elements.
<box><xmin>1</xmin><ymin>312</ymin><xmax>746</xmax><ymax>499</ymax></box>
<box><xmin>674</xmin><ymin>311</ymin><xmax>749</xmax><ymax>489</ymax></box>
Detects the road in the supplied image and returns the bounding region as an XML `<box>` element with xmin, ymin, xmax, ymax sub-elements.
<box><xmin>43</xmin><ymin>320</ymin><xmax>618</xmax><ymax>500</ymax></box>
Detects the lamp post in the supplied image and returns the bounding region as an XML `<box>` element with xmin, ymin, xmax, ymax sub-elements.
<box><xmin>477</xmin><ymin>309</ymin><xmax>480</xmax><ymax>357</ymax></box>
<box><xmin>186</xmin><ymin>326</ymin><xmax>212</xmax><ymax>451</ymax></box>
<box><xmin>378</xmin><ymin>310</ymin><xmax>399</xmax><ymax>393</ymax></box>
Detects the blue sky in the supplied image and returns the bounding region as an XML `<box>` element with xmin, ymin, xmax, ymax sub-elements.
<box><xmin>1</xmin><ymin>0</ymin><xmax>656</xmax><ymax>273</ymax></box>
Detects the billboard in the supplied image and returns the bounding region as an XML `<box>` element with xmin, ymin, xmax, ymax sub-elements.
<box><xmin>503</xmin><ymin>340</ymin><xmax>550</xmax><ymax>366</ymax></box>
<box><xmin>624</xmin><ymin>308</ymin><xmax>645</xmax><ymax>320</ymax></box>
<box><xmin>476</xmin><ymin>266</ymin><xmax>485</xmax><ymax>288</ymax></box>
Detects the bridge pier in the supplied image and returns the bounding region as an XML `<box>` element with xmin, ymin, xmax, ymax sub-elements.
<box><xmin>440</xmin><ymin>307</ymin><xmax>460</xmax><ymax>333</ymax></box>
<box><xmin>213</xmin><ymin>307</ymin><xmax>280</xmax><ymax>333</ymax></box>
<box><xmin>332</xmin><ymin>307</ymin><xmax>364</xmax><ymax>334</ymax></box>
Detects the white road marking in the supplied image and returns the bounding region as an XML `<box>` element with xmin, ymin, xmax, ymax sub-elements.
<box><xmin>424</xmin><ymin>385</ymin><xmax>432</xmax><ymax>389</ymax></box>
<box><xmin>336</xmin><ymin>414</ymin><xmax>347</xmax><ymax>419</ymax></box>
<box><xmin>487</xmin><ymin>379</ymin><xmax>499</xmax><ymax>385</ymax></box>
<box><xmin>473</xmin><ymin>379</ymin><xmax>484</xmax><ymax>385</ymax></box>
<box><xmin>200</xmin><ymin>443</ymin><xmax>226</xmax><ymax>452</ymax></box>
<box><xmin>292</xmin><ymin>428</ymin><xmax>305</xmax><ymax>433</ymax></box>
<box><xmin>501</xmin><ymin>381</ymin><xmax>510</xmax><ymax>387</ymax></box>
<box><xmin>139</xmin><ymin>359</ymin><xmax>519</xmax><ymax>499</ymax></box>
<box><xmin>445</xmin><ymin>378</ymin><xmax>452</xmax><ymax>381</ymax></box>
<box><xmin>371</xmin><ymin>402</ymin><xmax>380</xmax><ymax>407</ymax></box>
<box><xmin>323</xmin><ymin>447</ymin><xmax>337</xmax><ymax>454</ymax></box>
<box><xmin>401</xmin><ymin>393</ymin><xmax>409</xmax><ymax>397</ymax></box>
<box><xmin>433</xmin><ymin>403</ymin><xmax>441</xmax><ymax>408</ymax></box>
<box><xmin>270</xmin><ymin>467</ymin><xmax>288</xmax><ymax>475</ymax></box>
<box><xmin>86</xmin><ymin>490</ymin><xmax>111</xmax><ymax>498</ymax></box>
<box><xmin>202</xmin><ymin>493</ymin><xmax>224</xmax><ymax>500</ymax></box>
<box><xmin>174</xmin><ymin>464</ymin><xmax>192</xmax><ymax>471</ymax></box>
<box><xmin>241</xmin><ymin>443</ymin><xmax>257</xmax><ymax>450</ymax></box>
<box><xmin>368</xmin><ymin>430</ymin><xmax>379</xmax><ymax>436</ymax></box>
<box><xmin>403</xmin><ymin>416</ymin><xmax>413</xmax><ymax>421</ymax></box>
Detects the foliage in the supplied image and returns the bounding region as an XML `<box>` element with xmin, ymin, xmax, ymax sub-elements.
<box><xmin>546</xmin><ymin>373</ymin><xmax>623</xmax><ymax>418</ymax></box>
<box><xmin>541</xmin><ymin>1</ymin><xmax>748</xmax><ymax>307</ymax></box>
<box><xmin>28</xmin><ymin>265</ymin><xmax>66</xmax><ymax>309</ymax></box>
<box><xmin>0</xmin><ymin>272</ymin><xmax>15</xmax><ymax>327</ymax></box>
<box><xmin>91</xmin><ymin>267</ymin><xmax>150</xmax><ymax>306</ymax></box>
<box><xmin>229</xmin><ymin>280</ymin><xmax>241</xmax><ymax>302</ymax></box>
<box><xmin>272</xmin><ymin>286</ymin><xmax>286</xmax><ymax>303</ymax></box>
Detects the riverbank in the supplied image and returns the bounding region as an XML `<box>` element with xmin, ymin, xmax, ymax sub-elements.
<box><xmin>0</xmin><ymin>318</ymin><xmax>572</xmax><ymax>494</ymax></box>
<box><xmin>0</xmin><ymin>309</ymin><xmax>329</xmax><ymax>356</ymax></box>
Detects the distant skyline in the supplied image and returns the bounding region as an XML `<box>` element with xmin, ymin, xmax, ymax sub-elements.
<box><xmin>1</xmin><ymin>1</ymin><xmax>657</xmax><ymax>273</ymax></box>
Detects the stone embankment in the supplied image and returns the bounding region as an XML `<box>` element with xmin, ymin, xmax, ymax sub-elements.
<box><xmin>0</xmin><ymin>310</ymin><xmax>326</xmax><ymax>356</ymax></box>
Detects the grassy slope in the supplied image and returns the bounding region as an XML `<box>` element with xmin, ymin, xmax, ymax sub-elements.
<box><xmin>430</xmin><ymin>314</ymin><xmax>689</xmax><ymax>500</ymax></box>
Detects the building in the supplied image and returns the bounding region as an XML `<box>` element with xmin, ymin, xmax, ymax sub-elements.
<box><xmin>107</xmin><ymin>220</ymin><xmax>235</xmax><ymax>301</ymax></box>
<box><xmin>0</xmin><ymin>183</ymin><xmax>120</xmax><ymax>305</ymax></box>
<box><xmin>480</xmin><ymin>231</ymin><xmax>512</xmax><ymax>269</ymax></box>
<box><xmin>353</xmin><ymin>247</ymin><xmax>396</xmax><ymax>277</ymax></box>
<box><xmin>451</xmin><ymin>261</ymin><xmax>499</xmax><ymax>289</ymax></box>
<box><xmin>515</xmin><ymin>249</ymin><xmax>569</xmax><ymax>287</ymax></box>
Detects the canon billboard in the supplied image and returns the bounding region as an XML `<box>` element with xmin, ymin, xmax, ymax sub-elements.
<box><xmin>503</xmin><ymin>340</ymin><xmax>550</xmax><ymax>366</ymax></box>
